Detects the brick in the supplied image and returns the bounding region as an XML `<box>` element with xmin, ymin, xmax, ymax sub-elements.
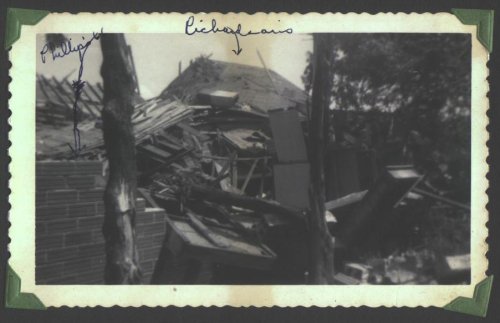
<box><xmin>96</xmin><ymin>201</ymin><xmax>105</xmax><ymax>214</ymax></box>
<box><xmin>36</xmin><ymin>222</ymin><xmax>47</xmax><ymax>235</ymax></box>
<box><xmin>67</xmin><ymin>175</ymin><xmax>96</xmax><ymax>190</ymax></box>
<box><xmin>36</xmin><ymin>234</ymin><xmax>64</xmax><ymax>250</ymax></box>
<box><xmin>78</xmin><ymin>188</ymin><xmax>104</xmax><ymax>203</ymax></box>
<box><xmin>137</xmin><ymin>222</ymin><xmax>165</xmax><ymax>236</ymax></box>
<box><xmin>135</xmin><ymin>198</ymin><xmax>146</xmax><ymax>211</ymax></box>
<box><xmin>152</xmin><ymin>233</ymin><xmax>166</xmax><ymax>245</ymax></box>
<box><xmin>153</xmin><ymin>212</ymin><xmax>167</xmax><ymax>223</ymax></box>
<box><xmin>137</xmin><ymin>238</ymin><xmax>152</xmax><ymax>250</ymax></box>
<box><xmin>91</xmin><ymin>255</ymin><xmax>105</xmax><ymax>270</ymax></box>
<box><xmin>72</xmin><ymin>161</ymin><xmax>103</xmax><ymax>175</ymax></box>
<box><xmin>35</xmin><ymin>251</ymin><xmax>48</xmax><ymax>266</ymax></box>
<box><xmin>65</xmin><ymin>231</ymin><xmax>92</xmax><ymax>246</ymax></box>
<box><xmin>67</xmin><ymin>202</ymin><xmax>96</xmax><ymax>218</ymax></box>
<box><xmin>37</xmin><ymin>204</ymin><xmax>68</xmax><ymax>219</ymax></box>
<box><xmin>79</xmin><ymin>242</ymin><xmax>105</xmax><ymax>258</ymax></box>
<box><xmin>45</xmin><ymin>274</ymin><xmax>79</xmax><ymax>284</ymax></box>
<box><xmin>91</xmin><ymin>228</ymin><xmax>105</xmax><ymax>243</ymax></box>
<box><xmin>37</xmin><ymin>161</ymin><xmax>103</xmax><ymax>177</ymax></box>
<box><xmin>77</xmin><ymin>215</ymin><xmax>104</xmax><ymax>231</ymax></box>
<box><xmin>140</xmin><ymin>260</ymin><xmax>155</xmax><ymax>274</ymax></box>
<box><xmin>45</xmin><ymin>218</ymin><xmax>78</xmax><ymax>233</ymax></box>
<box><xmin>47</xmin><ymin>246</ymin><xmax>79</xmax><ymax>262</ymax></box>
<box><xmin>36</xmin><ymin>191</ymin><xmax>47</xmax><ymax>206</ymax></box>
<box><xmin>140</xmin><ymin>246</ymin><xmax>161</xmax><ymax>262</ymax></box>
<box><xmin>37</xmin><ymin>162</ymin><xmax>75</xmax><ymax>176</ymax></box>
<box><xmin>63</xmin><ymin>258</ymin><xmax>92</xmax><ymax>277</ymax></box>
<box><xmin>36</xmin><ymin>176</ymin><xmax>67</xmax><ymax>191</ymax></box>
<box><xmin>73</xmin><ymin>270</ymin><xmax>103</xmax><ymax>284</ymax></box>
<box><xmin>47</xmin><ymin>190</ymin><xmax>78</xmax><ymax>205</ymax></box>
<box><xmin>136</xmin><ymin>212</ymin><xmax>154</xmax><ymax>225</ymax></box>
<box><xmin>36</xmin><ymin>262</ymin><xmax>64</xmax><ymax>281</ymax></box>
<box><xmin>94</xmin><ymin>175</ymin><xmax>107</xmax><ymax>188</ymax></box>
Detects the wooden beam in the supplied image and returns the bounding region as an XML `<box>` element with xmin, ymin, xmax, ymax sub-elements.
<box><xmin>187</xmin><ymin>183</ymin><xmax>304</xmax><ymax>222</ymax></box>
<box><xmin>241</xmin><ymin>158</ymin><xmax>259</xmax><ymax>193</ymax></box>
<box><xmin>413</xmin><ymin>188</ymin><xmax>470</xmax><ymax>211</ymax></box>
<box><xmin>232</xmin><ymin>155</ymin><xmax>238</xmax><ymax>188</ymax></box>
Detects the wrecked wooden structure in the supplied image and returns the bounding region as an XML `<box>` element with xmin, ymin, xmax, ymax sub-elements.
<box><xmin>36</xmin><ymin>56</ymin><xmax>471</xmax><ymax>285</ymax></box>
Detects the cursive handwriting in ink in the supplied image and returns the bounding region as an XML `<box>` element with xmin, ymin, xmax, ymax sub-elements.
<box><xmin>185</xmin><ymin>16</ymin><xmax>293</xmax><ymax>55</ymax></box>
<box><xmin>40</xmin><ymin>28</ymin><xmax>103</xmax><ymax>157</ymax></box>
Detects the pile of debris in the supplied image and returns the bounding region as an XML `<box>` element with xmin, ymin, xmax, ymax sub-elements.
<box><xmin>37</xmin><ymin>57</ymin><xmax>471</xmax><ymax>285</ymax></box>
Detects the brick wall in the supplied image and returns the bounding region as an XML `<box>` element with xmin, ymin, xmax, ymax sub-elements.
<box><xmin>36</xmin><ymin>160</ymin><xmax>167</xmax><ymax>284</ymax></box>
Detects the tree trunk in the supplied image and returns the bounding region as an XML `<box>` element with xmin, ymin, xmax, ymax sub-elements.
<box><xmin>101</xmin><ymin>34</ymin><xmax>141</xmax><ymax>284</ymax></box>
<box><xmin>308</xmin><ymin>33</ymin><xmax>335</xmax><ymax>284</ymax></box>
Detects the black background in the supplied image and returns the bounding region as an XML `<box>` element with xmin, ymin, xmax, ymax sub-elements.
<box><xmin>1</xmin><ymin>0</ymin><xmax>499</xmax><ymax>322</ymax></box>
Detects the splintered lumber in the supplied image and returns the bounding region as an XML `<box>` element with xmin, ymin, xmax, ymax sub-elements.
<box><xmin>162</xmin><ymin>215</ymin><xmax>276</xmax><ymax>271</ymax></box>
<box><xmin>137</xmin><ymin>144</ymin><xmax>172</xmax><ymax>161</ymax></box>
<box><xmin>412</xmin><ymin>188</ymin><xmax>470</xmax><ymax>210</ymax></box>
<box><xmin>269</xmin><ymin>109</ymin><xmax>308</xmax><ymax>163</ymax></box>
<box><xmin>336</xmin><ymin>165</ymin><xmax>422</xmax><ymax>247</ymax></box>
<box><xmin>186</xmin><ymin>211</ymin><xmax>229</xmax><ymax>248</ymax></box>
<box><xmin>273</xmin><ymin>163</ymin><xmax>311</xmax><ymax>209</ymax></box>
<box><xmin>325</xmin><ymin>190</ymin><xmax>368</xmax><ymax>211</ymax></box>
<box><xmin>187</xmin><ymin>184</ymin><xmax>304</xmax><ymax>221</ymax></box>
<box><xmin>241</xmin><ymin>158</ymin><xmax>259</xmax><ymax>192</ymax></box>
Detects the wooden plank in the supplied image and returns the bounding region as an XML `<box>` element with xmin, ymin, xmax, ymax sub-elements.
<box><xmin>336</xmin><ymin>165</ymin><xmax>422</xmax><ymax>247</ymax></box>
<box><xmin>137</xmin><ymin>144</ymin><xmax>172</xmax><ymax>160</ymax></box>
<box><xmin>412</xmin><ymin>188</ymin><xmax>470</xmax><ymax>210</ymax></box>
<box><xmin>61</xmin><ymin>78</ymin><xmax>98</xmax><ymax>118</ymax></box>
<box><xmin>241</xmin><ymin>158</ymin><xmax>258</xmax><ymax>193</ymax></box>
<box><xmin>85</xmin><ymin>82</ymin><xmax>104</xmax><ymax>102</ymax></box>
<box><xmin>165</xmin><ymin>216</ymin><xmax>276</xmax><ymax>270</ymax></box>
<box><xmin>186</xmin><ymin>211</ymin><xmax>228</xmax><ymax>248</ymax></box>
<box><xmin>325</xmin><ymin>190</ymin><xmax>367</xmax><ymax>211</ymax></box>
<box><xmin>232</xmin><ymin>157</ymin><xmax>238</xmax><ymax>189</ymax></box>
<box><xmin>188</xmin><ymin>183</ymin><xmax>304</xmax><ymax>221</ymax></box>
<box><xmin>137</xmin><ymin>188</ymin><xmax>160</xmax><ymax>208</ymax></box>
<box><xmin>273</xmin><ymin>163</ymin><xmax>311</xmax><ymax>209</ymax></box>
<box><xmin>269</xmin><ymin>109</ymin><xmax>308</xmax><ymax>163</ymax></box>
<box><xmin>155</xmin><ymin>135</ymin><xmax>183</xmax><ymax>152</ymax></box>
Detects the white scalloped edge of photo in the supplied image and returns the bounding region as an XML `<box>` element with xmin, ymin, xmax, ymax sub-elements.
<box><xmin>8</xmin><ymin>12</ymin><xmax>489</xmax><ymax>307</ymax></box>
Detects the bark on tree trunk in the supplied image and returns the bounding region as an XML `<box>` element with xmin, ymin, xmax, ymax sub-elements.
<box><xmin>308</xmin><ymin>33</ymin><xmax>336</xmax><ymax>284</ymax></box>
<box><xmin>101</xmin><ymin>34</ymin><xmax>141</xmax><ymax>284</ymax></box>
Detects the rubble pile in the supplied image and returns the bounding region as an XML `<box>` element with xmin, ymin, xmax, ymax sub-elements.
<box><xmin>36</xmin><ymin>57</ymin><xmax>471</xmax><ymax>285</ymax></box>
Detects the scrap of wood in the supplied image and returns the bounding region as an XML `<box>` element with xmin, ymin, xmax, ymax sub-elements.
<box><xmin>137</xmin><ymin>187</ymin><xmax>160</xmax><ymax>208</ymax></box>
<box><xmin>412</xmin><ymin>188</ymin><xmax>470</xmax><ymax>210</ymax></box>
<box><xmin>188</xmin><ymin>183</ymin><xmax>304</xmax><ymax>221</ymax></box>
<box><xmin>186</xmin><ymin>211</ymin><xmax>228</xmax><ymax>248</ymax></box>
<box><xmin>241</xmin><ymin>158</ymin><xmax>259</xmax><ymax>193</ymax></box>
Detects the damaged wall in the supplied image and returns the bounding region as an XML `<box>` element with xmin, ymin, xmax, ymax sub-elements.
<box><xmin>35</xmin><ymin>160</ymin><xmax>167</xmax><ymax>284</ymax></box>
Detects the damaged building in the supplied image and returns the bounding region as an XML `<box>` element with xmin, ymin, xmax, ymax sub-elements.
<box><xmin>35</xmin><ymin>56</ymin><xmax>471</xmax><ymax>285</ymax></box>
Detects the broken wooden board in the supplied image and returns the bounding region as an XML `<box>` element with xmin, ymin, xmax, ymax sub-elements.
<box><xmin>273</xmin><ymin>163</ymin><xmax>310</xmax><ymax>209</ymax></box>
<box><xmin>336</xmin><ymin>165</ymin><xmax>422</xmax><ymax>247</ymax></box>
<box><xmin>325</xmin><ymin>190</ymin><xmax>368</xmax><ymax>211</ymax></box>
<box><xmin>166</xmin><ymin>215</ymin><xmax>276</xmax><ymax>270</ymax></box>
<box><xmin>268</xmin><ymin>109</ymin><xmax>308</xmax><ymax>163</ymax></box>
<box><xmin>222</xmin><ymin>129</ymin><xmax>268</xmax><ymax>153</ymax></box>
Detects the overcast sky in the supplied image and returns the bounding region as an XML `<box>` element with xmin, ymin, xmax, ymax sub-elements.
<box><xmin>37</xmin><ymin>33</ymin><xmax>312</xmax><ymax>99</ymax></box>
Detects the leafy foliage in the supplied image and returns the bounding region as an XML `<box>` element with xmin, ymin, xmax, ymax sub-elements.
<box><xmin>303</xmin><ymin>34</ymin><xmax>471</xmax><ymax>201</ymax></box>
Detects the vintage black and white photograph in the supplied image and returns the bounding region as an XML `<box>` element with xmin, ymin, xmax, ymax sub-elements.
<box><xmin>34</xmin><ymin>32</ymin><xmax>472</xmax><ymax>286</ymax></box>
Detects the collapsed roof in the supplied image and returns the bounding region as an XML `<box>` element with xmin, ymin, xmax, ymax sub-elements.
<box><xmin>160</xmin><ymin>57</ymin><xmax>309</xmax><ymax>115</ymax></box>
